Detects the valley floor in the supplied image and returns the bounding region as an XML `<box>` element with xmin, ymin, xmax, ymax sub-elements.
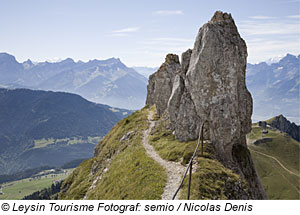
<box><xmin>0</xmin><ymin>169</ymin><xmax>73</xmax><ymax>200</ymax></box>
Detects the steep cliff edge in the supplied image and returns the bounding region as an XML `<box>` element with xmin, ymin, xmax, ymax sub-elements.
<box><xmin>58</xmin><ymin>11</ymin><xmax>266</xmax><ymax>200</ymax></box>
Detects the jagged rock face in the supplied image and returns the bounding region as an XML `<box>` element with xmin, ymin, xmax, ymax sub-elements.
<box><xmin>167</xmin><ymin>75</ymin><xmax>185</xmax><ymax>129</ymax></box>
<box><xmin>148</xmin><ymin>11</ymin><xmax>252</xmax><ymax>159</ymax></box>
<box><xmin>167</xmin><ymin>49</ymin><xmax>200</xmax><ymax>141</ymax></box>
<box><xmin>181</xmin><ymin>49</ymin><xmax>192</xmax><ymax>75</ymax></box>
<box><xmin>146</xmin><ymin>11</ymin><xmax>266</xmax><ymax>199</ymax></box>
<box><xmin>185</xmin><ymin>11</ymin><xmax>252</xmax><ymax>161</ymax></box>
<box><xmin>269</xmin><ymin>115</ymin><xmax>300</xmax><ymax>142</ymax></box>
<box><xmin>146</xmin><ymin>54</ymin><xmax>180</xmax><ymax>116</ymax></box>
<box><xmin>168</xmin><ymin>76</ymin><xmax>200</xmax><ymax>141</ymax></box>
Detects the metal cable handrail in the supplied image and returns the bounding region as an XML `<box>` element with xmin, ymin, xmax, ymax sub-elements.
<box><xmin>172</xmin><ymin>121</ymin><xmax>207</xmax><ymax>200</ymax></box>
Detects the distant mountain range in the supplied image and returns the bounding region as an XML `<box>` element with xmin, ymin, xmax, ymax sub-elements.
<box><xmin>0</xmin><ymin>53</ymin><xmax>147</xmax><ymax>110</ymax></box>
<box><xmin>246</xmin><ymin>54</ymin><xmax>299</xmax><ymax>124</ymax></box>
<box><xmin>0</xmin><ymin>88</ymin><xmax>130</xmax><ymax>174</ymax></box>
<box><xmin>0</xmin><ymin>53</ymin><xmax>298</xmax><ymax>123</ymax></box>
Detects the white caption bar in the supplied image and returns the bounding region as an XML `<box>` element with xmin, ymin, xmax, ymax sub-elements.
<box><xmin>0</xmin><ymin>200</ymin><xmax>299</xmax><ymax>215</ymax></box>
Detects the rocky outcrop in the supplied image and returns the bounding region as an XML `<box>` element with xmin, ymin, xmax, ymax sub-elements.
<box><xmin>268</xmin><ymin>115</ymin><xmax>300</xmax><ymax>142</ymax></box>
<box><xmin>146</xmin><ymin>54</ymin><xmax>181</xmax><ymax>116</ymax></box>
<box><xmin>169</xmin><ymin>86</ymin><xmax>200</xmax><ymax>141</ymax></box>
<box><xmin>181</xmin><ymin>49</ymin><xmax>192</xmax><ymax>75</ymax></box>
<box><xmin>147</xmin><ymin>11</ymin><xmax>252</xmax><ymax>160</ymax></box>
<box><xmin>185</xmin><ymin>10</ymin><xmax>252</xmax><ymax>162</ymax></box>
<box><xmin>146</xmin><ymin>11</ymin><xmax>266</xmax><ymax>199</ymax></box>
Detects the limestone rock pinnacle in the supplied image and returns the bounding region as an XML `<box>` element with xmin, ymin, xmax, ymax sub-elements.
<box><xmin>209</xmin><ymin>11</ymin><xmax>233</xmax><ymax>23</ymax></box>
<box><xmin>146</xmin><ymin>11</ymin><xmax>266</xmax><ymax>199</ymax></box>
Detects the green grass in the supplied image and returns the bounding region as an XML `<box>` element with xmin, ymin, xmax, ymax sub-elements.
<box><xmin>0</xmin><ymin>171</ymin><xmax>72</xmax><ymax>200</ymax></box>
<box><xmin>248</xmin><ymin>125</ymin><xmax>300</xmax><ymax>199</ymax></box>
<box><xmin>148</xmin><ymin>105</ymin><xmax>249</xmax><ymax>200</ymax></box>
<box><xmin>148</xmin><ymin>106</ymin><xmax>215</xmax><ymax>165</ymax></box>
<box><xmin>250</xmin><ymin>151</ymin><xmax>299</xmax><ymax>199</ymax></box>
<box><xmin>248</xmin><ymin>126</ymin><xmax>263</xmax><ymax>140</ymax></box>
<box><xmin>59</xmin><ymin>107</ymin><xmax>167</xmax><ymax>200</ymax></box>
<box><xmin>179</xmin><ymin>158</ymin><xmax>248</xmax><ymax>200</ymax></box>
<box><xmin>34</xmin><ymin>138</ymin><xmax>55</xmax><ymax>148</ymax></box>
<box><xmin>248</xmin><ymin>126</ymin><xmax>299</xmax><ymax>175</ymax></box>
<box><xmin>87</xmin><ymin>139</ymin><xmax>167</xmax><ymax>199</ymax></box>
<box><xmin>34</xmin><ymin>136</ymin><xmax>101</xmax><ymax>149</ymax></box>
<box><xmin>265</xmin><ymin>116</ymin><xmax>277</xmax><ymax>124</ymax></box>
<box><xmin>59</xmin><ymin>159</ymin><xmax>94</xmax><ymax>200</ymax></box>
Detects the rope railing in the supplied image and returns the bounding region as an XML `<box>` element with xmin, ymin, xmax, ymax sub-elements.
<box><xmin>172</xmin><ymin>121</ymin><xmax>207</xmax><ymax>200</ymax></box>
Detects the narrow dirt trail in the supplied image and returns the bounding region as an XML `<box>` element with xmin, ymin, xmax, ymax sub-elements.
<box><xmin>142</xmin><ymin>110</ymin><xmax>185</xmax><ymax>200</ymax></box>
<box><xmin>249</xmin><ymin>148</ymin><xmax>300</xmax><ymax>178</ymax></box>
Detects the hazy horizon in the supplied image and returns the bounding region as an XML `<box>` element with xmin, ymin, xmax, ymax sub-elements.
<box><xmin>1</xmin><ymin>51</ymin><xmax>299</xmax><ymax>68</ymax></box>
<box><xmin>0</xmin><ymin>0</ymin><xmax>299</xmax><ymax>67</ymax></box>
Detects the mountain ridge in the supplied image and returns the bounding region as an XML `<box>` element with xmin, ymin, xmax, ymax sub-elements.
<box><xmin>0</xmin><ymin>53</ymin><xmax>147</xmax><ymax>109</ymax></box>
<box><xmin>1</xmin><ymin>52</ymin><xmax>298</xmax><ymax>118</ymax></box>
<box><xmin>265</xmin><ymin>115</ymin><xmax>299</xmax><ymax>142</ymax></box>
<box><xmin>0</xmin><ymin>88</ymin><xmax>131</xmax><ymax>174</ymax></box>
<box><xmin>246</xmin><ymin>53</ymin><xmax>299</xmax><ymax>124</ymax></box>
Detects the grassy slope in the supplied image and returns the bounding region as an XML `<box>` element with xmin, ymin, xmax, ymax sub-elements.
<box><xmin>148</xmin><ymin>106</ymin><xmax>249</xmax><ymax>200</ymax></box>
<box><xmin>148</xmin><ymin>108</ymin><xmax>197</xmax><ymax>165</ymax></box>
<box><xmin>59</xmin><ymin>159</ymin><xmax>94</xmax><ymax>200</ymax></box>
<box><xmin>249</xmin><ymin>125</ymin><xmax>299</xmax><ymax>172</ymax></box>
<box><xmin>33</xmin><ymin>136</ymin><xmax>101</xmax><ymax>149</ymax></box>
<box><xmin>248</xmin><ymin>125</ymin><xmax>300</xmax><ymax>199</ymax></box>
<box><xmin>179</xmin><ymin>158</ymin><xmax>248</xmax><ymax>200</ymax></box>
<box><xmin>0</xmin><ymin>172</ymin><xmax>70</xmax><ymax>200</ymax></box>
<box><xmin>59</xmin><ymin>107</ymin><xmax>167</xmax><ymax>200</ymax></box>
<box><xmin>60</xmin><ymin>105</ymin><xmax>254</xmax><ymax>200</ymax></box>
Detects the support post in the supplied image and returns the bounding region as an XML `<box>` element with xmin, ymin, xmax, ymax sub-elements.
<box><xmin>187</xmin><ymin>161</ymin><xmax>192</xmax><ymax>200</ymax></box>
<box><xmin>172</xmin><ymin>121</ymin><xmax>207</xmax><ymax>200</ymax></box>
<box><xmin>201</xmin><ymin>125</ymin><xmax>204</xmax><ymax>156</ymax></box>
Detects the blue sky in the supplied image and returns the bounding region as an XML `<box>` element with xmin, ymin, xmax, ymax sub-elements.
<box><xmin>0</xmin><ymin>0</ymin><xmax>299</xmax><ymax>66</ymax></box>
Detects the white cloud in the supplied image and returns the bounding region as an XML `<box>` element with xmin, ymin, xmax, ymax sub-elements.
<box><xmin>154</xmin><ymin>10</ymin><xmax>183</xmax><ymax>16</ymax></box>
<box><xmin>134</xmin><ymin>37</ymin><xmax>193</xmax><ymax>65</ymax></box>
<box><xmin>110</xmin><ymin>27</ymin><xmax>140</xmax><ymax>37</ymax></box>
<box><xmin>113</xmin><ymin>27</ymin><xmax>139</xmax><ymax>33</ymax></box>
<box><xmin>153</xmin><ymin>37</ymin><xmax>193</xmax><ymax>42</ymax></box>
<box><xmin>238</xmin><ymin>20</ymin><xmax>300</xmax><ymax>35</ymax></box>
<box><xmin>249</xmin><ymin>16</ymin><xmax>275</xmax><ymax>20</ymax></box>
<box><xmin>287</xmin><ymin>15</ymin><xmax>300</xmax><ymax>19</ymax></box>
<box><xmin>237</xmin><ymin>17</ymin><xmax>300</xmax><ymax>64</ymax></box>
<box><xmin>45</xmin><ymin>57</ymin><xmax>63</xmax><ymax>63</ymax></box>
<box><xmin>110</xmin><ymin>33</ymin><xmax>130</xmax><ymax>37</ymax></box>
<box><xmin>138</xmin><ymin>37</ymin><xmax>193</xmax><ymax>50</ymax></box>
<box><xmin>245</xmin><ymin>38</ymin><xmax>300</xmax><ymax>64</ymax></box>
